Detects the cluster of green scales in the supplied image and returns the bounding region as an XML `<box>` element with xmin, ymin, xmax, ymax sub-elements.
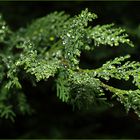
<box><xmin>0</xmin><ymin>9</ymin><xmax>140</xmax><ymax>121</ymax></box>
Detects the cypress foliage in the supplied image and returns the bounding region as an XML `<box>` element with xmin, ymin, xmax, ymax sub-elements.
<box><xmin>0</xmin><ymin>8</ymin><xmax>140</xmax><ymax>121</ymax></box>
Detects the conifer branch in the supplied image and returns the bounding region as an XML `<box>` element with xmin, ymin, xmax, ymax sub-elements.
<box><xmin>0</xmin><ymin>8</ymin><xmax>140</xmax><ymax>120</ymax></box>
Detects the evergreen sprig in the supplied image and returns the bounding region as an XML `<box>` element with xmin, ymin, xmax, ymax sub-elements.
<box><xmin>0</xmin><ymin>8</ymin><xmax>140</xmax><ymax>120</ymax></box>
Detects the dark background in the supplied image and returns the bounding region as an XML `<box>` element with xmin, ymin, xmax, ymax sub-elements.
<box><xmin>1</xmin><ymin>1</ymin><xmax>140</xmax><ymax>139</ymax></box>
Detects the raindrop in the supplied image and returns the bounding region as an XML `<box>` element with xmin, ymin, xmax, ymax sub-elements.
<box><xmin>63</xmin><ymin>41</ymin><xmax>66</xmax><ymax>45</ymax></box>
<box><xmin>6</xmin><ymin>64</ymin><xmax>10</xmax><ymax>69</ymax></box>
<box><xmin>99</xmin><ymin>89</ymin><xmax>103</xmax><ymax>92</ymax></box>
<box><xmin>64</xmin><ymin>65</ymin><xmax>67</xmax><ymax>68</ymax></box>
<box><xmin>2</xmin><ymin>25</ymin><xmax>5</xmax><ymax>29</ymax></box>
<box><xmin>114</xmin><ymin>42</ymin><xmax>119</xmax><ymax>46</ymax></box>
<box><xmin>111</xmin><ymin>38</ymin><xmax>114</xmax><ymax>41</ymax></box>
<box><xmin>77</xmin><ymin>90</ymin><xmax>80</xmax><ymax>93</ymax></box>
<box><xmin>67</xmin><ymin>33</ymin><xmax>71</xmax><ymax>37</ymax></box>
